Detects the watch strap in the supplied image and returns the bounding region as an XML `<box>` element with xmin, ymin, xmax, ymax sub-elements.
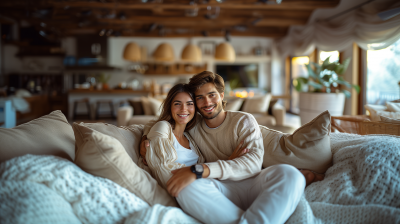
<box><xmin>191</xmin><ymin>165</ymin><xmax>203</xmax><ymax>179</ymax></box>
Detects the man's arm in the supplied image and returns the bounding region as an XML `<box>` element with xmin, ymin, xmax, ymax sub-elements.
<box><xmin>205</xmin><ymin>114</ymin><xmax>264</xmax><ymax>181</ymax></box>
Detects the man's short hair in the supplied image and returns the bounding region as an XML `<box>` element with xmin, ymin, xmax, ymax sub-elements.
<box><xmin>188</xmin><ymin>71</ymin><xmax>227</xmax><ymax>109</ymax></box>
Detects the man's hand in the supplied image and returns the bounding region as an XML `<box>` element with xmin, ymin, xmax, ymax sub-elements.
<box><xmin>166</xmin><ymin>167</ymin><xmax>196</xmax><ymax>197</ymax></box>
<box><xmin>228</xmin><ymin>140</ymin><xmax>249</xmax><ymax>160</ymax></box>
<box><xmin>139</xmin><ymin>136</ymin><xmax>150</xmax><ymax>166</ymax></box>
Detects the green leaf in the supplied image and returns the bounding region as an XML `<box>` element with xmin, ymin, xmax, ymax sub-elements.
<box><xmin>342</xmin><ymin>89</ymin><xmax>351</xmax><ymax>98</ymax></box>
<box><xmin>352</xmin><ymin>84</ymin><xmax>361</xmax><ymax>93</ymax></box>
<box><xmin>321</xmin><ymin>56</ymin><xmax>331</xmax><ymax>70</ymax></box>
<box><xmin>311</xmin><ymin>62</ymin><xmax>321</xmax><ymax>74</ymax></box>
<box><xmin>326</xmin><ymin>87</ymin><xmax>331</xmax><ymax>93</ymax></box>
<box><xmin>339</xmin><ymin>58</ymin><xmax>351</xmax><ymax>75</ymax></box>
<box><xmin>325</xmin><ymin>63</ymin><xmax>337</xmax><ymax>71</ymax></box>
<box><xmin>293</xmin><ymin>77</ymin><xmax>308</xmax><ymax>92</ymax></box>
<box><xmin>336</xmin><ymin>79</ymin><xmax>352</xmax><ymax>88</ymax></box>
<box><xmin>308</xmin><ymin>80</ymin><xmax>323</xmax><ymax>90</ymax></box>
<box><xmin>305</xmin><ymin>64</ymin><xmax>318</xmax><ymax>79</ymax></box>
<box><xmin>322</xmin><ymin>74</ymin><xmax>332</xmax><ymax>82</ymax></box>
<box><xmin>336</xmin><ymin>64</ymin><xmax>344</xmax><ymax>75</ymax></box>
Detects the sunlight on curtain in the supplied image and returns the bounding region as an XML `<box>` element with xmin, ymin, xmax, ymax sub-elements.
<box><xmin>366</xmin><ymin>38</ymin><xmax>400</xmax><ymax>105</ymax></box>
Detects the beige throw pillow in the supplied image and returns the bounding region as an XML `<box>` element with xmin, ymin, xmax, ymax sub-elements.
<box><xmin>0</xmin><ymin>110</ymin><xmax>75</xmax><ymax>163</ymax></box>
<box><xmin>73</xmin><ymin>123</ymin><xmax>178</xmax><ymax>207</ymax></box>
<box><xmin>75</xmin><ymin>122</ymin><xmax>143</xmax><ymax>164</ymax></box>
<box><xmin>387</xmin><ymin>102</ymin><xmax>400</xmax><ymax>112</ymax></box>
<box><xmin>242</xmin><ymin>94</ymin><xmax>272</xmax><ymax>114</ymax></box>
<box><xmin>225</xmin><ymin>99</ymin><xmax>244</xmax><ymax>111</ymax></box>
<box><xmin>141</xmin><ymin>97</ymin><xmax>153</xmax><ymax>115</ymax></box>
<box><xmin>379</xmin><ymin>115</ymin><xmax>400</xmax><ymax>124</ymax></box>
<box><xmin>147</xmin><ymin>97</ymin><xmax>163</xmax><ymax>116</ymax></box>
<box><xmin>260</xmin><ymin>110</ymin><xmax>332</xmax><ymax>174</ymax></box>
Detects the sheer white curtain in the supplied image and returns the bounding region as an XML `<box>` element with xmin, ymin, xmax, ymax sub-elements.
<box><xmin>270</xmin><ymin>0</ymin><xmax>400</xmax><ymax>95</ymax></box>
<box><xmin>277</xmin><ymin>0</ymin><xmax>400</xmax><ymax>57</ymax></box>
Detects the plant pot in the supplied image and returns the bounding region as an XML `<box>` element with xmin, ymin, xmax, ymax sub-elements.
<box><xmin>299</xmin><ymin>92</ymin><xmax>345</xmax><ymax>125</ymax></box>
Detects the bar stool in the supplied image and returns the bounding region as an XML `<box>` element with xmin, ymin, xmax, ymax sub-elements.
<box><xmin>73</xmin><ymin>98</ymin><xmax>91</xmax><ymax>120</ymax></box>
<box><xmin>96</xmin><ymin>100</ymin><xmax>115</xmax><ymax>120</ymax></box>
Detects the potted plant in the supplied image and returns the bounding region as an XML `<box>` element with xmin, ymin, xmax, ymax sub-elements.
<box><xmin>96</xmin><ymin>73</ymin><xmax>111</xmax><ymax>90</ymax></box>
<box><xmin>293</xmin><ymin>56</ymin><xmax>360</xmax><ymax>125</ymax></box>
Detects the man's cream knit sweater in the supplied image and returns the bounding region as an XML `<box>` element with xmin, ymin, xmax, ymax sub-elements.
<box><xmin>144</xmin><ymin>111</ymin><xmax>264</xmax><ymax>181</ymax></box>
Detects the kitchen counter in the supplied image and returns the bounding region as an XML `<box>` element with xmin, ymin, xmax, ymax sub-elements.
<box><xmin>68</xmin><ymin>89</ymin><xmax>151</xmax><ymax>120</ymax></box>
<box><xmin>69</xmin><ymin>89</ymin><xmax>151</xmax><ymax>94</ymax></box>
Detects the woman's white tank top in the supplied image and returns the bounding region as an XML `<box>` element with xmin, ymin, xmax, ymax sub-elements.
<box><xmin>172</xmin><ymin>133</ymin><xmax>199</xmax><ymax>167</ymax></box>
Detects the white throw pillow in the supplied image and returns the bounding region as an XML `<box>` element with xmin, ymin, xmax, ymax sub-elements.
<box><xmin>225</xmin><ymin>99</ymin><xmax>244</xmax><ymax>111</ymax></box>
<box><xmin>376</xmin><ymin>111</ymin><xmax>400</xmax><ymax>121</ymax></box>
<box><xmin>387</xmin><ymin>102</ymin><xmax>400</xmax><ymax>112</ymax></box>
<box><xmin>380</xmin><ymin>115</ymin><xmax>400</xmax><ymax>124</ymax></box>
<box><xmin>364</xmin><ymin>104</ymin><xmax>388</xmax><ymax>122</ymax></box>
<box><xmin>241</xmin><ymin>94</ymin><xmax>272</xmax><ymax>114</ymax></box>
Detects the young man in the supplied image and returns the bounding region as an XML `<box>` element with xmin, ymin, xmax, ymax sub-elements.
<box><xmin>140</xmin><ymin>71</ymin><xmax>305</xmax><ymax>224</ymax></box>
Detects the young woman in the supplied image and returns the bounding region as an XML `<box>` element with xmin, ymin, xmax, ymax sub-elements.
<box><xmin>144</xmin><ymin>83</ymin><xmax>246</xmax><ymax>190</ymax></box>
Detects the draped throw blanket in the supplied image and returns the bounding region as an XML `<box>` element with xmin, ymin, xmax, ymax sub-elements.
<box><xmin>287</xmin><ymin>133</ymin><xmax>400</xmax><ymax>224</ymax></box>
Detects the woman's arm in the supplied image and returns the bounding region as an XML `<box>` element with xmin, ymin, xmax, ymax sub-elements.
<box><xmin>145</xmin><ymin>121</ymin><xmax>186</xmax><ymax>190</ymax></box>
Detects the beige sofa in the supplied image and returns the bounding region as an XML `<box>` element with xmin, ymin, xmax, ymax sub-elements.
<box><xmin>117</xmin><ymin>95</ymin><xmax>286</xmax><ymax>127</ymax></box>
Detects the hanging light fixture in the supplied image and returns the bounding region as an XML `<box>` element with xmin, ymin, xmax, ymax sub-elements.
<box><xmin>214</xmin><ymin>42</ymin><xmax>235</xmax><ymax>62</ymax></box>
<box><xmin>181</xmin><ymin>44</ymin><xmax>202</xmax><ymax>62</ymax></box>
<box><xmin>153</xmin><ymin>43</ymin><xmax>174</xmax><ymax>61</ymax></box>
<box><xmin>123</xmin><ymin>42</ymin><xmax>141</xmax><ymax>62</ymax></box>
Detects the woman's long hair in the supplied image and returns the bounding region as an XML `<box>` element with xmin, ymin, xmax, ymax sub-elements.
<box><xmin>157</xmin><ymin>83</ymin><xmax>197</xmax><ymax>132</ymax></box>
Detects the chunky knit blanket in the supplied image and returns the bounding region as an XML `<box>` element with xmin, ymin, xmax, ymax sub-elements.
<box><xmin>0</xmin><ymin>154</ymin><xmax>200</xmax><ymax>224</ymax></box>
<box><xmin>287</xmin><ymin>133</ymin><xmax>400</xmax><ymax>224</ymax></box>
<box><xmin>1</xmin><ymin>133</ymin><xmax>400</xmax><ymax>224</ymax></box>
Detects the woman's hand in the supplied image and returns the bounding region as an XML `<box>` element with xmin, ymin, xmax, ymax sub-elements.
<box><xmin>228</xmin><ymin>140</ymin><xmax>249</xmax><ymax>160</ymax></box>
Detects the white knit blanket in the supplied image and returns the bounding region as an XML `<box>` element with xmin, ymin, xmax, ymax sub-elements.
<box><xmin>1</xmin><ymin>133</ymin><xmax>400</xmax><ymax>224</ymax></box>
<box><xmin>287</xmin><ymin>133</ymin><xmax>400</xmax><ymax>224</ymax></box>
<box><xmin>0</xmin><ymin>155</ymin><xmax>200</xmax><ymax>224</ymax></box>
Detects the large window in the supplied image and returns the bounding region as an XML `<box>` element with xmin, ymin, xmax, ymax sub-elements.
<box><xmin>290</xmin><ymin>56</ymin><xmax>309</xmax><ymax>113</ymax></box>
<box><xmin>366</xmin><ymin>38</ymin><xmax>400</xmax><ymax>105</ymax></box>
<box><xmin>319</xmin><ymin>51</ymin><xmax>339</xmax><ymax>64</ymax></box>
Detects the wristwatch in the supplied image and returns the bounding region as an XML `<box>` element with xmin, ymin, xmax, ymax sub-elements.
<box><xmin>191</xmin><ymin>164</ymin><xmax>204</xmax><ymax>179</ymax></box>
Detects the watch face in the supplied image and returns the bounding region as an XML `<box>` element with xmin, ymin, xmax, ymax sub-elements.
<box><xmin>195</xmin><ymin>164</ymin><xmax>204</xmax><ymax>172</ymax></box>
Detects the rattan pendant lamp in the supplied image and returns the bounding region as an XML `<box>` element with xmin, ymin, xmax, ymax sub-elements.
<box><xmin>153</xmin><ymin>43</ymin><xmax>175</xmax><ymax>61</ymax></box>
<box><xmin>181</xmin><ymin>44</ymin><xmax>202</xmax><ymax>62</ymax></box>
<box><xmin>123</xmin><ymin>42</ymin><xmax>141</xmax><ymax>61</ymax></box>
<box><xmin>214</xmin><ymin>42</ymin><xmax>235</xmax><ymax>62</ymax></box>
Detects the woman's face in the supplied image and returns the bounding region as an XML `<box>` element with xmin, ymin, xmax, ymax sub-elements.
<box><xmin>171</xmin><ymin>92</ymin><xmax>195</xmax><ymax>126</ymax></box>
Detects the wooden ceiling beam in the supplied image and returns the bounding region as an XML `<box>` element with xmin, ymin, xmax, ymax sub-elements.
<box><xmin>51</xmin><ymin>1</ymin><xmax>339</xmax><ymax>11</ymax></box>
<box><xmin>97</xmin><ymin>16</ymin><xmax>306</xmax><ymax>26</ymax></box>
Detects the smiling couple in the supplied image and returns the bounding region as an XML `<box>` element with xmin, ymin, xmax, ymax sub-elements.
<box><xmin>139</xmin><ymin>71</ymin><xmax>314</xmax><ymax>224</ymax></box>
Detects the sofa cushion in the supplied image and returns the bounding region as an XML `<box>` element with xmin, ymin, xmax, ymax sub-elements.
<box><xmin>364</xmin><ymin>104</ymin><xmax>387</xmax><ymax>121</ymax></box>
<box><xmin>72</xmin><ymin>123</ymin><xmax>178</xmax><ymax>207</ymax></box>
<box><xmin>387</xmin><ymin>102</ymin><xmax>400</xmax><ymax>112</ymax></box>
<box><xmin>74</xmin><ymin>122</ymin><xmax>143</xmax><ymax>164</ymax></box>
<box><xmin>141</xmin><ymin>96</ymin><xmax>153</xmax><ymax>115</ymax></box>
<box><xmin>225</xmin><ymin>98</ymin><xmax>244</xmax><ymax>111</ymax></box>
<box><xmin>380</xmin><ymin>115</ymin><xmax>400</xmax><ymax>124</ymax></box>
<box><xmin>127</xmin><ymin>115</ymin><xmax>158</xmax><ymax>126</ymax></box>
<box><xmin>148</xmin><ymin>97</ymin><xmax>163</xmax><ymax>116</ymax></box>
<box><xmin>252</xmin><ymin>113</ymin><xmax>276</xmax><ymax>126</ymax></box>
<box><xmin>260</xmin><ymin>110</ymin><xmax>332</xmax><ymax>174</ymax></box>
<box><xmin>128</xmin><ymin>98</ymin><xmax>144</xmax><ymax>115</ymax></box>
<box><xmin>0</xmin><ymin>110</ymin><xmax>75</xmax><ymax>163</ymax></box>
<box><xmin>242</xmin><ymin>94</ymin><xmax>272</xmax><ymax>114</ymax></box>
<box><xmin>376</xmin><ymin>111</ymin><xmax>400</xmax><ymax>121</ymax></box>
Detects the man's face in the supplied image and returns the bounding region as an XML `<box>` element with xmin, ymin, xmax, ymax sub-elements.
<box><xmin>194</xmin><ymin>83</ymin><xmax>224</xmax><ymax>120</ymax></box>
